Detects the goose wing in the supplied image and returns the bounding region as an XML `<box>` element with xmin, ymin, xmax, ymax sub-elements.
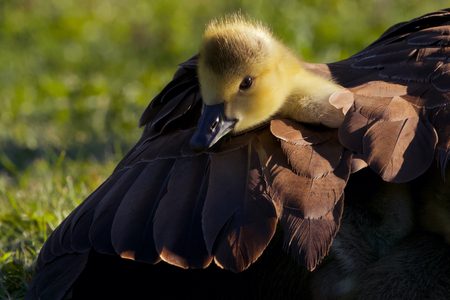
<box><xmin>26</xmin><ymin>9</ymin><xmax>450</xmax><ymax>299</ymax></box>
<box><xmin>30</xmin><ymin>56</ymin><xmax>349</xmax><ymax>300</ymax></box>
<box><xmin>323</xmin><ymin>9</ymin><xmax>450</xmax><ymax>182</ymax></box>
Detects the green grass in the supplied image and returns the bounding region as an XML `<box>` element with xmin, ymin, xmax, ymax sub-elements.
<box><xmin>0</xmin><ymin>0</ymin><xmax>449</xmax><ymax>298</ymax></box>
<box><xmin>0</xmin><ymin>152</ymin><xmax>117</xmax><ymax>299</ymax></box>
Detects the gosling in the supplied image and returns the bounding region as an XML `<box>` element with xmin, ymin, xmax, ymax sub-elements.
<box><xmin>190</xmin><ymin>15</ymin><xmax>346</xmax><ymax>152</ymax></box>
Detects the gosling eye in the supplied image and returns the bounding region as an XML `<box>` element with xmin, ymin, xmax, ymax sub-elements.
<box><xmin>239</xmin><ymin>77</ymin><xmax>253</xmax><ymax>90</ymax></box>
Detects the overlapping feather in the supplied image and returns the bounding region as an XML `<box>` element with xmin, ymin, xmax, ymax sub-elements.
<box><xmin>255</xmin><ymin>120</ymin><xmax>351</xmax><ymax>270</ymax></box>
<box><xmin>325</xmin><ymin>9</ymin><xmax>450</xmax><ymax>182</ymax></box>
<box><xmin>27</xmin><ymin>9</ymin><xmax>450</xmax><ymax>300</ymax></box>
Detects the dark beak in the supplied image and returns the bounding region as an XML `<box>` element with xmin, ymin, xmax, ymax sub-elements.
<box><xmin>190</xmin><ymin>103</ymin><xmax>237</xmax><ymax>153</ymax></box>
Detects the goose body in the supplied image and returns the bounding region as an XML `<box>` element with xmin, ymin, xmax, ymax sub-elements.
<box><xmin>25</xmin><ymin>9</ymin><xmax>450</xmax><ymax>300</ymax></box>
<box><xmin>310</xmin><ymin>166</ymin><xmax>450</xmax><ymax>300</ymax></box>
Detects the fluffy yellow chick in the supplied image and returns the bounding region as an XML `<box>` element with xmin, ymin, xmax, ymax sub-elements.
<box><xmin>190</xmin><ymin>15</ymin><xmax>345</xmax><ymax>151</ymax></box>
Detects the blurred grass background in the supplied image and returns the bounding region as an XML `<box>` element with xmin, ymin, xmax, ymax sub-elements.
<box><xmin>0</xmin><ymin>0</ymin><xmax>448</xmax><ymax>298</ymax></box>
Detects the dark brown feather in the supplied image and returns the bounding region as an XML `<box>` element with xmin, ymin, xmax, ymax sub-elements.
<box><xmin>110</xmin><ymin>159</ymin><xmax>175</xmax><ymax>263</ymax></box>
<box><xmin>407</xmin><ymin>26</ymin><xmax>450</xmax><ymax>45</ymax></box>
<box><xmin>351</xmin><ymin>93</ymin><xmax>419</xmax><ymax>121</ymax></box>
<box><xmin>139</xmin><ymin>71</ymin><xmax>198</xmax><ymax>129</ymax></box>
<box><xmin>327</xmin><ymin>9</ymin><xmax>450</xmax><ymax>180</ymax></box>
<box><xmin>153</xmin><ymin>155</ymin><xmax>212</xmax><ymax>269</ymax></box>
<box><xmin>208</xmin><ymin>130</ymin><xmax>260</xmax><ymax>154</ymax></box>
<box><xmin>256</xmin><ymin>127</ymin><xmax>352</xmax><ymax>271</ymax></box>
<box><xmin>270</xmin><ymin>119</ymin><xmax>343</xmax><ymax>179</ymax></box>
<box><xmin>120</xmin><ymin>128</ymin><xmax>197</xmax><ymax>168</ymax></box>
<box><xmin>149</xmin><ymin>82</ymin><xmax>198</xmax><ymax>133</ymax></box>
<box><xmin>337</xmin><ymin>107</ymin><xmax>367</xmax><ymax>154</ymax></box>
<box><xmin>89</xmin><ymin>162</ymin><xmax>149</xmax><ymax>255</ymax></box>
<box><xmin>261</xmin><ymin>131</ymin><xmax>350</xmax><ymax>219</ymax></box>
<box><xmin>270</xmin><ymin>119</ymin><xmax>333</xmax><ymax>145</ymax></box>
<box><xmin>363</xmin><ymin>116</ymin><xmax>437</xmax><ymax>182</ymax></box>
<box><xmin>37</xmin><ymin>170</ymin><xmax>127</xmax><ymax>270</ymax></box>
<box><xmin>203</xmin><ymin>142</ymin><xmax>277</xmax><ymax>273</ymax></box>
<box><xmin>284</xmin><ymin>195</ymin><xmax>344</xmax><ymax>271</ymax></box>
<box><xmin>25</xmin><ymin>252</ymin><xmax>90</xmax><ymax>300</ymax></box>
<box><xmin>352</xmin><ymin>48</ymin><xmax>417</xmax><ymax>69</ymax></box>
<box><xmin>70</xmin><ymin>170</ymin><xmax>129</xmax><ymax>253</ymax></box>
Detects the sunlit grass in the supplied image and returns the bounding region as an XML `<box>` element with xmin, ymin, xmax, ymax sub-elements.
<box><xmin>0</xmin><ymin>151</ymin><xmax>118</xmax><ymax>298</ymax></box>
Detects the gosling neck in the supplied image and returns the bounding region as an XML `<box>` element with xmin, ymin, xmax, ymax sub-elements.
<box><xmin>278</xmin><ymin>66</ymin><xmax>345</xmax><ymax>128</ymax></box>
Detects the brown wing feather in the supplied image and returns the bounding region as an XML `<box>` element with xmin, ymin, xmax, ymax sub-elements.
<box><xmin>256</xmin><ymin>124</ymin><xmax>352</xmax><ymax>271</ymax></box>
<box><xmin>271</xmin><ymin>119</ymin><xmax>342</xmax><ymax>178</ymax></box>
<box><xmin>35</xmin><ymin>60</ymin><xmax>280</xmax><ymax>278</ymax></box>
<box><xmin>203</xmin><ymin>138</ymin><xmax>277</xmax><ymax>273</ymax></box>
<box><xmin>285</xmin><ymin>195</ymin><xmax>344</xmax><ymax>271</ymax></box>
<box><xmin>89</xmin><ymin>162</ymin><xmax>149</xmax><ymax>255</ymax></box>
<box><xmin>264</xmin><ymin>123</ymin><xmax>350</xmax><ymax>219</ymax></box>
<box><xmin>33</xmin><ymin>61</ymin><xmax>201</xmax><ymax>278</ymax></box>
<box><xmin>25</xmin><ymin>252</ymin><xmax>90</xmax><ymax>300</ymax></box>
<box><xmin>138</xmin><ymin>55</ymin><xmax>199</xmax><ymax>129</ymax></box>
<box><xmin>110</xmin><ymin>159</ymin><xmax>175</xmax><ymax>264</ymax></box>
<box><xmin>320</xmin><ymin>9</ymin><xmax>450</xmax><ymax>180</ymax></box>
<box><xmin>153</xmin><ymin>155</ymin><xmax>212</xmax><ymax>269</ymax></box>
<box><xmin>363</xmin><ymin>116</ymin><xmax>437</xmax><ymax>182</ymax></box>
<box><xmin>39</xmin><ymin>169</ymin><xmax>127</xmax><ymax>267</ymax></box>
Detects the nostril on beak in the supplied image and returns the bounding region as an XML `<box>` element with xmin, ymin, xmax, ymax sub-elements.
<box><xmin>210</xmin><ymin>118</ymin><xmax>219</xmax><ymax>132</ymax></box>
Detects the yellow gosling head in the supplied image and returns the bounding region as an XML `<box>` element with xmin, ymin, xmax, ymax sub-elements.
<box><xmin>198</xmin><ymin>15</ymin><xmax>297</xmax><ymax>132</ymax></box>
<box><xmin>190</xmin><ymin>14</ymin><xmax>344</xmax><ymax>152</ymax></box>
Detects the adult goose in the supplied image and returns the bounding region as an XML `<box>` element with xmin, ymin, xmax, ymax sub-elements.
<box><xmin>25</xmin><ymin>9</ymin><xmax>450</xmax><ymax>300</ymax></box>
